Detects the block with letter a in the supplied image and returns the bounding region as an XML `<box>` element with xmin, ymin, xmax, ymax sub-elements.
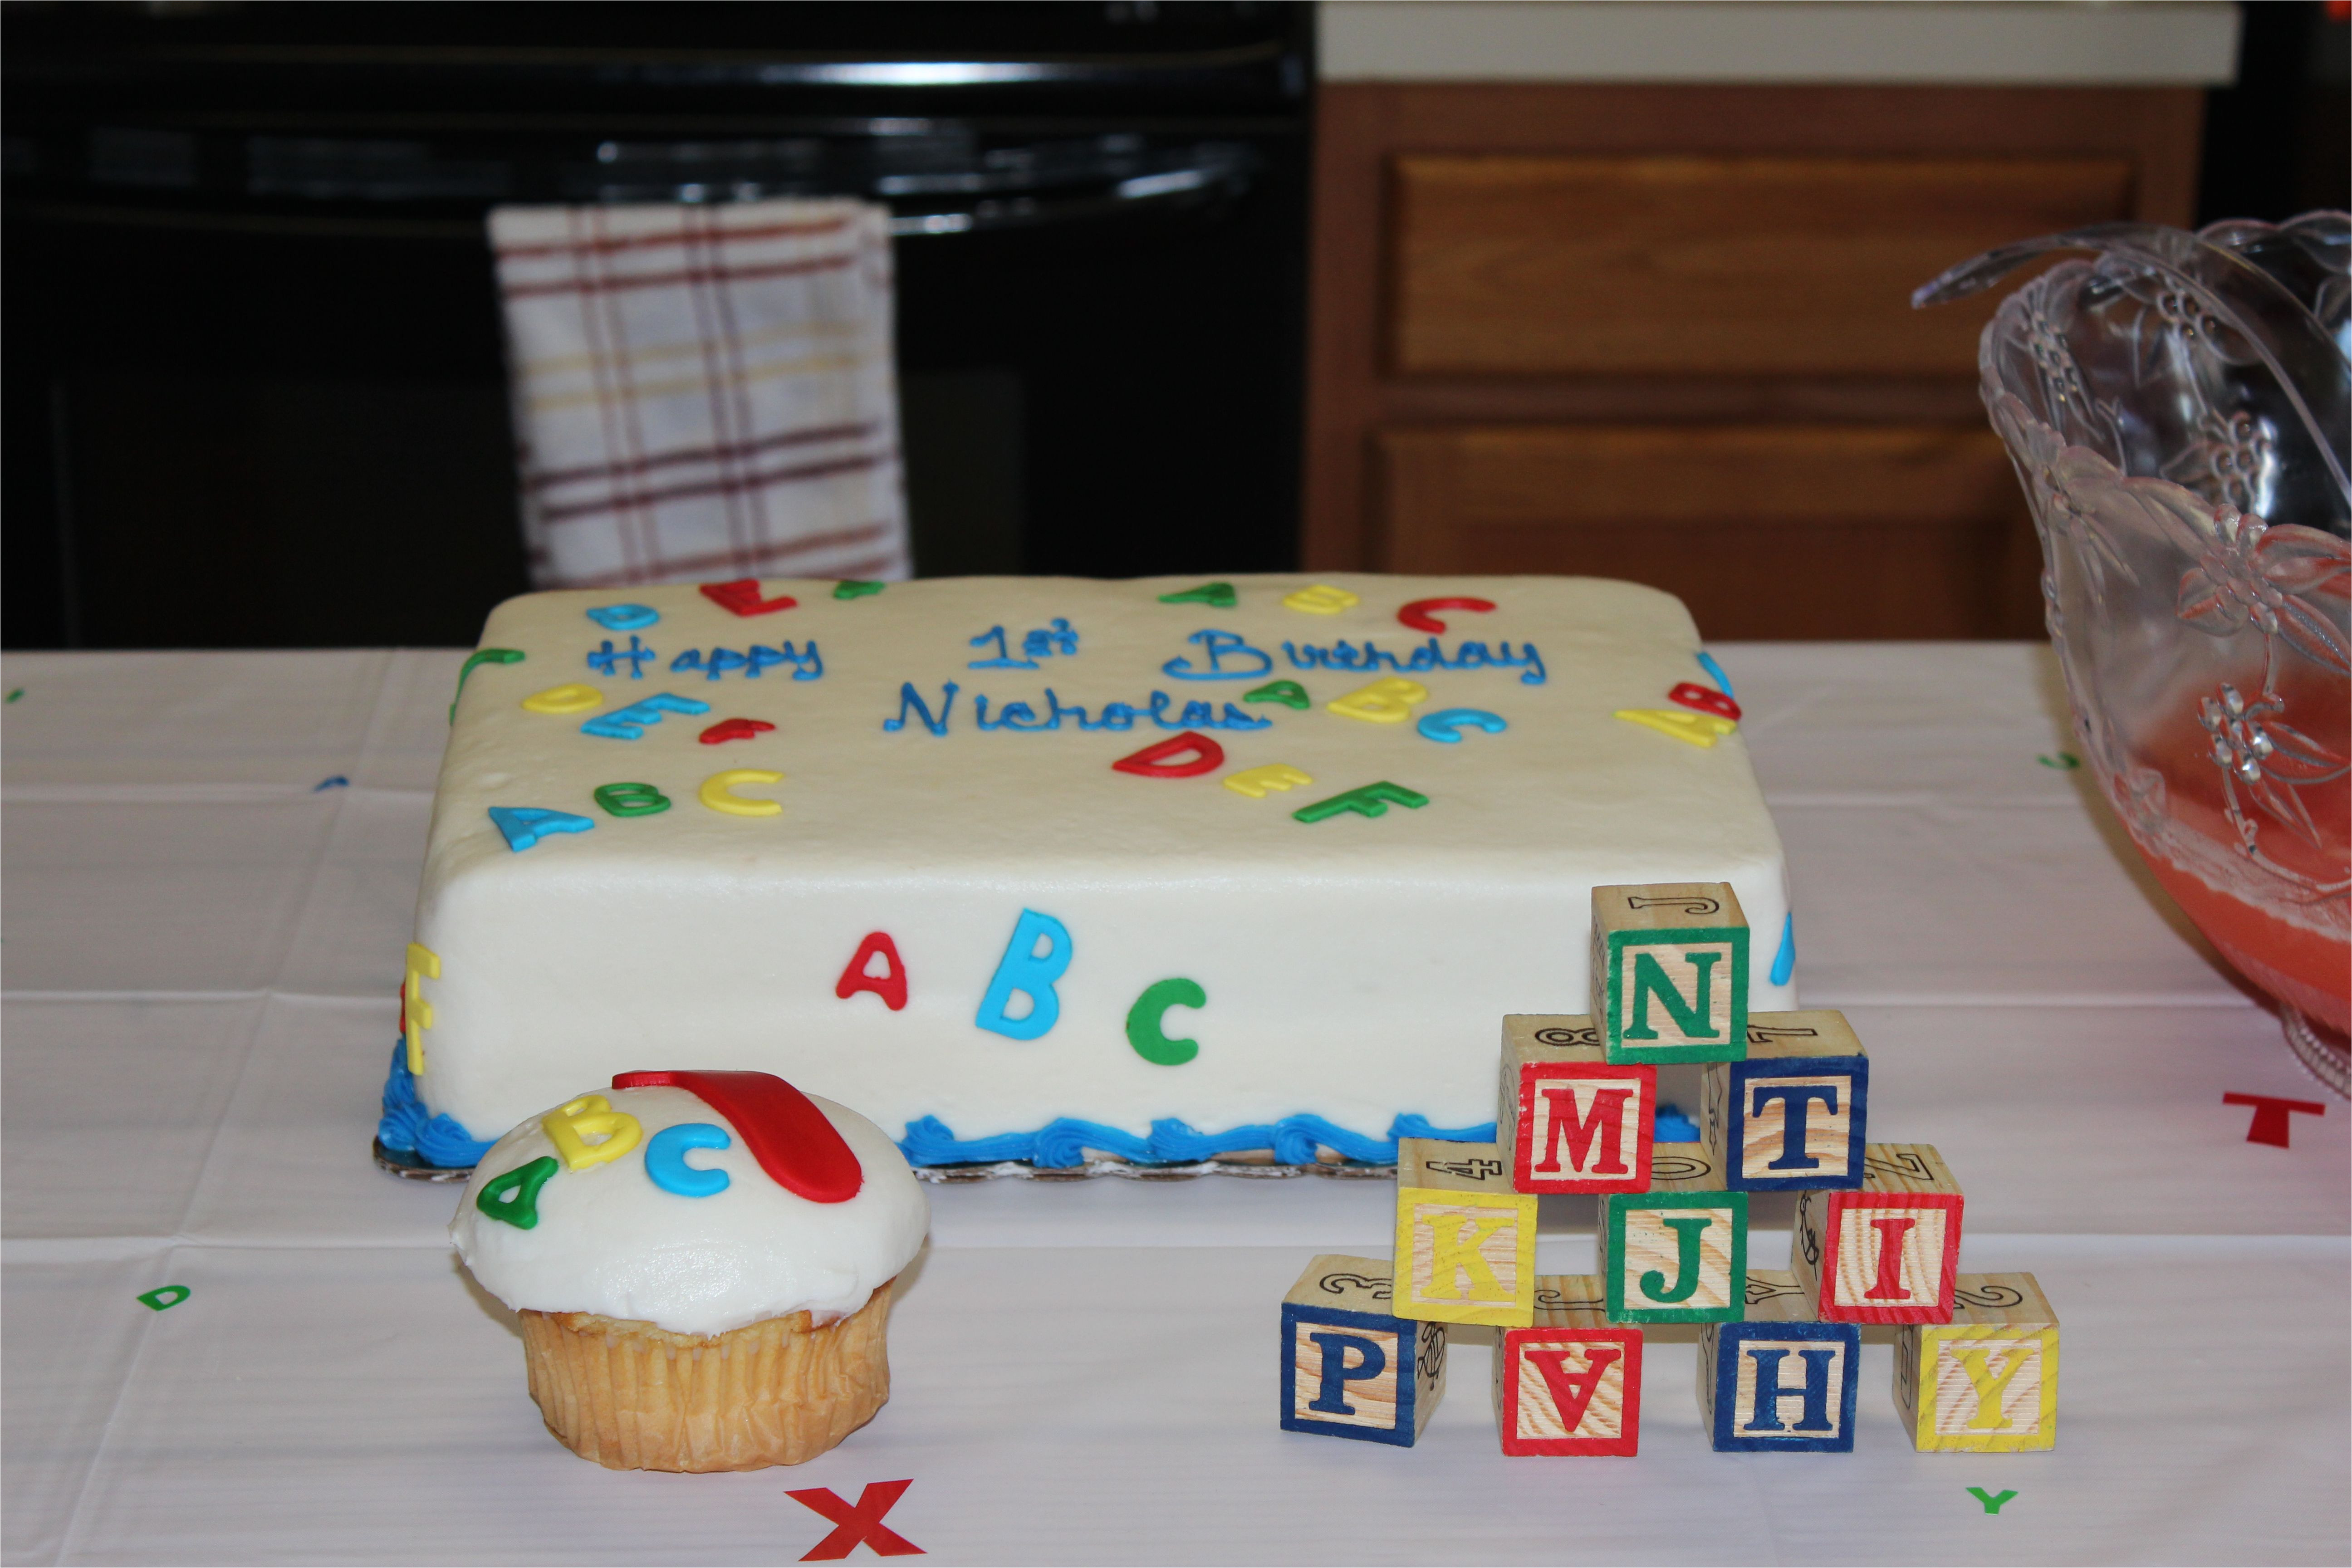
<box><xmin>1895</xmin><ymin>1272</ymin><xmax>2059</xmax><ymax>1452</ymax></box>
<box><xmin>1700</xmin><ymin>1010</ymin><xmax>1869</xmax><ymax>1192</ymax></box>
<box><xmin>1589</xmin><ymin>882</ymin><xmax>1750</xmax><ymax>1064</ymax></box>
<box><xmin>1494</xmin><ymin>1275</ymin><xmax>1643</xmax><ymax>1456</ymax></box>
<box><xmin>1698</xmin><ymin>1270</ymin><xmax>1862</xmax><ymax>1452</ymax></box>
<box><xmin>1791</xmin><ymin>1143</ymin><xmax>1964</xmax><ymax>1324</ymax></box>
<box><xmin>1498</xmin><ymin>1015</ymin><xmax>1656</xmax><ymax>1194</ymax></box>
<box><xmin>1278</xmin><ymin>1255</ymin><xmax>1446</xmax><ymax>1446</ymax></box>
<box><xmin>1596</xmin><ymin>1147</ymin><xmax>1747</xmax><ymax>1324</ymax></box>
<box><xmin>1394</xmin><ymin>1139</ymin><xmax>1537</xmax><ymax>1327</ymax></box>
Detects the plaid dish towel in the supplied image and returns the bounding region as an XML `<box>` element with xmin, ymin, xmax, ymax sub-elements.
<box><xmin>491</xmin><ymin>198</ymin><xmax>910</xmax><ymax>589</ymax></box>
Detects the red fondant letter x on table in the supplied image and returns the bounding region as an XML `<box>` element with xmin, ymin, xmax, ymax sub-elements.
<box><xmin>788</xmin><ymin>1480</ymin><xmax>923</xmax><ymax>1560</ymax></box>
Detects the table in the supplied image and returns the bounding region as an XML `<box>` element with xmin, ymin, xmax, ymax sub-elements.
<box><xmin>4</xmin><ymin>644</ymin><xmax>2345</xmax><ymax>1567</ymax></box>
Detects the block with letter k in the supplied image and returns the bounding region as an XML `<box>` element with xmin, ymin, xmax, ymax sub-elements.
<box><xmin>1596</xmin><ymin>1146</ymin><xmax>1747</xmax><ymax>1324</ymax></box>
<box><xmin>1394</xmin><ymin>1138</ymin><xmax>1537</xmax><ymax>1328</ymax></box>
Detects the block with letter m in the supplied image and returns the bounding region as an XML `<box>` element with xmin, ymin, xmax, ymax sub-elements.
<box><xmin>1498</xmin><ymin>1015</ymin><xmax>1656</xmax><ymax>1194</ymax></box>
<box><xmin>1589</xmin><ymin>882</ymin><xmax>1749</xmax><ymax>1064</ymax></box>
<box><xmin>1279</xmin><ymin>1255</ymin><xmax>1446</xmax><ymax>1446</ymax></box>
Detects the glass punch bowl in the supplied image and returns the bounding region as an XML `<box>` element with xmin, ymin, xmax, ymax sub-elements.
<box><xmin>1918</xmin><ymin>214</ymin><xmax>2350</xmax><ymax>1094</ymax></box>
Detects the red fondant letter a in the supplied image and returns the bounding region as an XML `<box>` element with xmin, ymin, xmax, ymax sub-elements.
<box><xmin>836</xmin><ymin>932</ymin><xmax>908</xmax><ymax>1012</ymax></box>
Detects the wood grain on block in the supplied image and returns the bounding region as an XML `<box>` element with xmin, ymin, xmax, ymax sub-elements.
<box><xmin>1895</xmin><ymin>1273</ymin><xmax>2058</xmax><ymax>1453</ymax></box>
<box><xmin>1279</xmin><ymin>1255</ymin><xmax>1448</xmax><ymax>1445</ymax></box>
<box><xmin>1500</xmin><ymin>1014</ymin><xmax>1656</xmax><ymax>1194</ymax></box>
<box><xmin>1589</xmin><ymin>883</ymin><xmax>1748</xmax><ymax>1064</ymax></box>
<box><xmin>1398</xmin><ymin>1136</ymin><xmax>1517</xmax><ymax>1196</ymax></box>
<box><xmin>1706</xmin><ymin>1321</ymin><xmax>1861</xmax><ymax>1452</ymax></box>
<box><xmin>1529</xmin><ymin>1274</ymin><xmax>1614</xmax><ymax>1330</ymax></box>
<box><xmin>1791</xmin><ymin>1144</ymin><xmax>1964</xmax><ymax>1324</ymax></box>
<box><xmin>1280</xmin><ymin>1253</ymin><xmax>1402</xmax><ymax>1314</ymax></box>
<box><xmin>1598</xmin><ymin>1172</ymin><xmax>1747</xmax><ymax>1325</ymax></box>
<box><xmin>1740</xmin><ymin>1268</ymin><xmax>1816</xmax><ymax>1324</ymax></box>
<box><xmin>1700</xmin><ymin>1013</ymin><xmax>1868</xmax><ymax>1192</ymax></box>
<box><xmin>1496</xmin><ymin>1281</ymin><xmax>1644</xmax><ymax>1458</ymax></box>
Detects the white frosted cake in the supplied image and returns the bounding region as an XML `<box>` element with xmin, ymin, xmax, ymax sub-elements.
<box><xmin>383</xmin><ymin>573</ymin><xmax>1794</xmax><ymax>1169</ymax></box>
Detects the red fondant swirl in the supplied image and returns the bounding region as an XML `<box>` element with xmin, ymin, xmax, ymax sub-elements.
<box><xmin>610</xmin><ymin>1070</ymin><xmax>862</xmax><ymax>1203</ymax></box>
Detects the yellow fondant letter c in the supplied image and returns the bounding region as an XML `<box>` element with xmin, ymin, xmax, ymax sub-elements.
<box><xmin>700</xmin><ymin>769</ymin><xmax>786</xmax><ymax>817</ymax></box>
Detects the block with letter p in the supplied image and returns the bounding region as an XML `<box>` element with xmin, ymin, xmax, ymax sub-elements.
<box><xmin>1589</xmin><ymin>882</ymin><xmax>1749</xmax><ymax>1063</ymax></box>
<box><xmin>1279</xmin><ymin>1255</ymin><xmax>1447</xmax><ymax>1446</ymax></box>
<box><xmin>1494</xmin><ymin>1275</ymin><xmax>1643</xmax><ymax>1456</ymax></box>
<box><xmin>1699</xmin><ymin>1270</ymin><xmax>1862</xmax><ymax>1452</ymax></box>
<box><xmin>1791</xmin><ymin>1143</ymin><xmax>1964</xmax><ymax>1324</ymax></box>
<box><xmin>1895</xmin><ymin>1272</ymin><xmax>2059</xmax><ymax>1452</ymax></box>
<box><xmin>1596</xmin><ymin>1147</ymin><xmax>1746</xmax><ymax>1324</ymax></box>
<box><xmin>1499</xmin><ymin>1014</ymin><xmax>1656</xmax><ymax>1194</ymax></box>
<box><xmin>1701</xmin><ymin>1010</ymin><xmax>1868</xmax><ymax>1192</ymax></box>
<box><xmin>1395</xmin><ymin>1139</ymin><xmax>1537</xmax><ymax>1327</ymax></box>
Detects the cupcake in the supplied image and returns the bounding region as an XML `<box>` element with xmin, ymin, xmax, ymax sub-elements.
<box><xmin>451</xmin><ymin>1070</ymin><xmax>928</xmax><ymax>1471</ymax></box>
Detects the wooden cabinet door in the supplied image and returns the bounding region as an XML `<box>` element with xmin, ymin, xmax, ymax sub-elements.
<box><xmin>1377</xmin><ymin>424</ymin><xmax>2043</xmax><ymax>640</ymax></box>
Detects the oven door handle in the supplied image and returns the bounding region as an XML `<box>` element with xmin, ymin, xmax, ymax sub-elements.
<box><xmin>886</xmin><ymin>160</ymin><xmax>1250</xmax><ymax>237</ymax></box>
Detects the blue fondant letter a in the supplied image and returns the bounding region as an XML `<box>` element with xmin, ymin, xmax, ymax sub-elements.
<box><xmin>975</xmin><ymin>909</ymin><xmax>1073</xmax><ymax>1040</ymax></box>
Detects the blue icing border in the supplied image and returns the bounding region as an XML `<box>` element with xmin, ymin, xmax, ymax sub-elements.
<box><xmin>898</xmin><ymin>1112</ymin><xmax>1498</xmax><ymax>1169</ymax></box>
<box><xmin>377</xmin><ymin>1043</ymin><xmax>498</xmax><ymax>1168</ymax></box>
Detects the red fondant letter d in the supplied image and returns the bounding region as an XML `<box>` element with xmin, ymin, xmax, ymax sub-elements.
<box><xmin>1111</xmin><ymin>730</ymin><xmax>1226</xmax><ymax>778</ymax></box>
<box><xmin>835</xmin><ymin>932</ymin><xmax>908</xmax><ymax>1012</ymax></box>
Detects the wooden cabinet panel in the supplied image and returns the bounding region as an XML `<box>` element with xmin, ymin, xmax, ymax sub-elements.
<box><xmin>1377</xmin><ymin>425</ymin><xmax>2041</xmax><ymax>640</ymax></box>
<box><xmin>1389</xmin><ymin>155</ymin><xmax>2132</xmax><ymax>377</ymax></box>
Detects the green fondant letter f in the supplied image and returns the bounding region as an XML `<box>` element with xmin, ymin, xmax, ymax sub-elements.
<box><xmin>1639</xmin><ymin>1214</ymin><xmax>1715</xmax><ymax>1303</ymax></box>
<box><xmin>1623</xmin><ymin>949</ymin><xmax>1722</xmax><ymax>1040</ymax></box>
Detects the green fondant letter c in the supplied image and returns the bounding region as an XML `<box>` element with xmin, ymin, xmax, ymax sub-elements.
<box><xmin>1126</xmin><ymin>978</ymin><xmax>1207</xmax><ymax>1067</ymax></box>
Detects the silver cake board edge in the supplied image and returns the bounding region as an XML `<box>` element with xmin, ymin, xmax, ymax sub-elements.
<box><xmin>374</xmin><ymin>1137</ymin><xmax>1393</xmax><ymax>1184</ymax></box>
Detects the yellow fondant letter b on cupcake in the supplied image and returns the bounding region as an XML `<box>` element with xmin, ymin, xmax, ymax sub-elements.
<box><xmin>542</xmin><ymin>1094</ymin><xmax>643</xmax><ymax>1170</ymax></box>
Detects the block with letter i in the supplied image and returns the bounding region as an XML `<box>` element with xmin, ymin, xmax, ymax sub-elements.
<box><xmin>1791</xmin><ymin>1143</ymin><xmax>1964</xmax><ymax>1324</ymax></box>
<box><xmin>1701</xmin><ymin>1010</ymin><xmax>1869</xmax><ymax>1192</ymax></box>
<box><xmin>1494</xmin><ymin>1275</ymin><xmax>1643</xmax><ymax>1456</ymax></box>
<box><xmin>1596</xmin><ymin>1146</ymin><xmax>1747</xmax><ymax>1323</ymax></box>
<box><xmin>1279</xmin><ymin>1255</ymin><xmax>1447</xmax><ymax>1446</ymax></box>
<box><xmin>1499</xmin><ymin>1014</ymin><xmax>1656</xmax><ymax>1194</ymax></box>
<box><xmin>1395</xmin><ymin>1139</ymin><xmax>1537</xmax><ymax>1328</ymax></box>
<box><xmin>1895</xmin><ymin>1273</ymin><xmax>2059</xmax><ymax>1453</ymax></box>
<box><xmin>1699</xmin><ymin>1270</ymin><xmax>1862</xmax><ymax>1452</ymax></box>
<box><xmin>1590</xmin><ymin>882</ymin><xmax>1749</xmax><ymax>1063</ymax></box>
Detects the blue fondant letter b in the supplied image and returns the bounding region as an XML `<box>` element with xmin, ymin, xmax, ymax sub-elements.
<box><xmin>975</xmin><ymin>909</ymin><xmax>1073</xmax><ymax>1040</ymax></box>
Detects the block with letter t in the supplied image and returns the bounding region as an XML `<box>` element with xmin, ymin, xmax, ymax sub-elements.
<box><xmin>1699</xmin><ymin>1270</ymin><xmax>1862</xmax><ymax>1451</ymax></box>
<box><xmin>1596</xmin><ymin>1146</ymin><xmax>1747</xmax><ymax>1323</ymax></box>
<box><xmin>1394</xmin><ymin>1138</ymin><xmax>1537</xmax><ymax>1327</ymax></box>
<box><xmin>1895</xmin><ymin>1272</ymin><xmax>2059</xmax><ymax>1452</ymax></box>
<box><xmin>1494</xmin><ymin>1275</ymin><xmax>1643</xmax><ymax>1456</ymax></box>
<box><xmin>1791</xmin><ymin>1143</ymin><xmax>1964</xmax><ymax>1324</ymax></box>
<box><xmin>1279</xmin><ymin>1255</ymin><xmax>1447</xmax><ymax>1446</ymax></box>
<box><xmin>1701</xmin><ymin>1010</ymin><xmax>1869</xmax><ymax>1192</ymax></box>
<box><xmin>1589</xmin><ymin>882</ymin><xmax>1749</xmax><ymax>1063</ymax></box>
<box><xmin>1498</xmin><ymin>1014</ymin><xmax>1656</xmax><ymax>1194</ymax></box>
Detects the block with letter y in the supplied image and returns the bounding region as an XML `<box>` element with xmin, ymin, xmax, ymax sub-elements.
<box><xmin>1596</xmin><ymin>1146</ymin><xmax>1746</xmax><ymax>1323</ymax></box>
<box><xmin>1494</xmin><ymin>1275</ymin><xmax>1643</xmax><ymax>1456</ymax></box>
<box><xmin>1394</xmin><ymin>1139</ymin><xmax>1537</xmax><ymax>1327</ymax></box>
<box><xmin>1701</xmin><ymin>1010</ymin><xmax>1869</xmax><ymax>1192</ymax></box>
<box><xmin>1498</xmin><ymin>1014</ymin><xmax>1656</xmax><ymax>1194</ymax></box>
<box><xmin>1895</xmin><ymin>1272</ymin><xmax>2059</xmax><ymax>1452</ymax></box>
<box><xmin>1791</xmin><ymin>1143</ymin><xmax>1964</xmax><ymax>1324</ymax></box>
<box><xmin>1589</xmin><ymin>882</ymin><xmax>1749</xmax><ymax>1063</ymax></box>
<box><xmin>1279</xmin><ymin>1255</ymin><xmax>1447</xmax><ymax>1446</ymax></box>
<box><xmin>1699</xmin><ymin>1270</ymin><xmax>1862</xmax><ymax>1452</ymax></box>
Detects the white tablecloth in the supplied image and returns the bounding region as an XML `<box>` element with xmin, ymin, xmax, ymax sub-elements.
<box><xmin>4</xmin><ymin>644</ymin><xmax>2345</xmax><ymax>1567</ymax></box>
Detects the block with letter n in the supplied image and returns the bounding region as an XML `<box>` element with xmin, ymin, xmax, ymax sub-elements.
<box><xmin>1701</xmin><ymin>1010</ymin><xmax>1869</xmax><ymax>1192</ymax></box>
<box><xmin>1589</xmin><ymin>882</ymin><xmax>1749</xmax><ymax>1063</ymax></box>
<box><xmin>1394</xmin><ymin>1138</ymin><xmax>1537</xmax><ymax>1327</ymax></box>
<box><xmin>1895</xmin><ymin>1272</ymin><xmax>2059</xmax><ymax>1453</ymax></box>
<box><xmin>1498</xmin><ymin>1014</ymin><xmax>1656</xmax><ymax>1194</ymax></box>
<box><xmin>1596</xmin><ymin>1147</ymin><xmax>1747</xmax><ymax>1324</ymax></box>
<box><xmin>1791</xmin><ymin>1143</ymin><xmax>1964</xmax><ymax>1324</ymax></box>
<box><xmin>1279</xmin><ymin>1255</ymin><xmax>1447</xmax><ymax>1446</ymax></box>
<box><xmin>1699</xmin><ymin>1270</ymin><xmax>1862</xmax><ymax>1452</ymax></box>
<box><xmin>1494</xmin><ymin>1275</ymin><xmax>1643</xmax><ymax>1456</ymax></box>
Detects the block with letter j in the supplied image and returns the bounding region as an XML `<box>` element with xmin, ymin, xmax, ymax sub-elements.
<box><xmin>1279</xmin><ymin>1255</ymin><xmax>1447</xmax><ymax>1446</ymax></box>
<box><xmin>1791</xmin><ymin>1143</ymin><xmax>1964</xmax><ymax>1324</ymax></box>
<box><xmin>1595</xmin><ymin>1147</ymin><xmax>1747</xmax><ymax>1324</ymax></box>
<box><xmin>1394</xmin><ymin>1139</ymin><xmax>1537</xmax><ymax>1328</ymax></box>
<box><xmin>1699</xmin><ymin>1271</ymin><xmax>1862</xmax><ymax>1452</ymax></box>
<box><xmin>1498</xmin><ymin>1014</ymin><xmax>1656</xmax><ymax>1194</ymax></box>
<box><xmin>1701</xmin><ymin>1010</ymin><xmax>1869</xmax><ymax>1192</ymax></box>
<box><xmin>1589</xmin><ymin>882</ymin><xmax>1749</xmax><ymax>1063</ymax></box>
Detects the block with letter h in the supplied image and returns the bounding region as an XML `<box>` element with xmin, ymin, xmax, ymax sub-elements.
<box><xmin>1279</xmin><ymin>1254</ymin><xmax>1447</xmax><ymax>1446</ymax></box>
<box><xmin>1395</xmin><ymin>1138</ymin><xmax>1537</xmax><ymax>1328</ymax></box>
<box><xmin>1498</xmin><ymin>1014</ymin><xmax>1656</xmax><ymax>1194</ymax></box>
<box><xmin>1701</xmin><ymin>1010</ymin><xmax>1869</xmax><ymax>1192</ymax></box>
<box><xmin>1791</xmin><ymin>1143</ymin><xmax>1964</xmax><ymax>1324</ymax></box>
<box><xmin>1494</xmin><ymin>1275</ymin><xmax>1643</xmax><ymax>1456</ymax></box>
<box><xmin>1895</xmin><ymin>1272</ymin><xmax>2059</xmax><ymax>1452</ymax></box>
<box><xmin>1596</xmin><ymin>1146</ymin><xmax>1747</xmax><ymax>1324</ymax></box>
<box><xmin>1699</xmin><ymin>1270</ymin><xmax>1862</xmax><ymax>1452</ymax></box>
<box><xmin>1590</xmin><ymin>882</ymin><xmax>1749</xmax><ymax>1064</ymax></box>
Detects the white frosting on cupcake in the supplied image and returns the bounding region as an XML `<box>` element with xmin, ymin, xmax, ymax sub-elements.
<box><xmin>451</xmin><ymin>1083</ymin><xmax>927</xmax><ymax>1337</ymax></box>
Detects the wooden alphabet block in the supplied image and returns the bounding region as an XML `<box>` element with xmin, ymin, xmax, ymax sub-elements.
<box><xmin>1895</xmin><ymin>1272</ymin><xmax>2059</xmax><ymax>1452</ymax></box>
<box><xmin>1596</xmin><ymin>1146</ymin><xmax>1747</xmax><ymax>1323</ymax></box>
<box><xmin>1279</xmin><ymin>1254</ymin><xmax>1447</xmax><ymax>1446</ymax></box>
<box><xmin>1493</xmin><ymin>1274</ymin><xmax>1643</xmax><ymax>1455</ymax></box>
<box><xmin>1589</xmin><ymin>882</ymin><xmax>1749</xmax><ymax>1063</ymax></box>
<box><xmin>1698</xmin><ymin>1269</ymin><xmax>1862</xmax><ymax>1451</ymax></box>
<box><xmin>1791</xmin><ymin>1143</ymin><xmax>1964</xmax><ymax>1324</ymax></box>
<box><xmin>1700</xmin><ymin>1010</ymin><xmax>1869</xmax><ymax>1191</ymax></box>
<box><xmin>1395</xmin><ymin>1139</ymin><xmax>1538</xmax><ymax>1327</ymax></box>
<box><xmin>1499</xmin><ymin>1015</ymin><xmax>1656</xmax><ymax>1194</ymax></box>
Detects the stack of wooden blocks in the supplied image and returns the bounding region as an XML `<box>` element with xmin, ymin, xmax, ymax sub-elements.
<box><xmin>1279</xmin><ymin>882</ymin><xmax>2060</xmax><ymax>1456</ymax></box>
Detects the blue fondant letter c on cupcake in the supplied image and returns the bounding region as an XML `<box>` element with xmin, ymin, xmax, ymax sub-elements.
<box><xmin>975</xmin><ymin>910</ymin><xmax>1073</xmax><ymax>1040</ymax></box>
<box><xmin>644</xmin><ymin>1123</ymin><xmax>732</xmax><ymax>1197</ymax></box>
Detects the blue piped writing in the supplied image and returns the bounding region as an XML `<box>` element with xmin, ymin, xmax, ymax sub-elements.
<box><xmin>884</xmin><ymin>681</ymin><xmax>959</xmax><ymax>735</ymax></box>
<box><xmin>1161</xmin><ymin>628</ymin><xmax>1274</xmax><ymax>681</ymax></box>
<box><xmin>587</xmin><ymin>635</ymin><xmax>659</xmax><ymax>679</ymax></box>
<box><xmin>969</xmin><ymin>619</ymin><xmax>1078</xmax><ymax>669</ymax></box>
<box><xmin>897</xmin><ymin>1112</ymin><xmax>1497</xmax><ymax>1170</ymax></box>
<box><xmin>1283</xmin><ymin>636</ymin><xmax>1547</xmax><ymax>686</ymax></box>
<box><xmin>669</xmin><ymin>642</ymin><xmax>824</xmax><ymax>681</ymax></box>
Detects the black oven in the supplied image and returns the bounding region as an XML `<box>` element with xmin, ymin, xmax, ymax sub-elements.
<box><xmin>2</xmin><ymin>1</ymin><xmax>1312</xmax><ymax>648</ymax></box>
